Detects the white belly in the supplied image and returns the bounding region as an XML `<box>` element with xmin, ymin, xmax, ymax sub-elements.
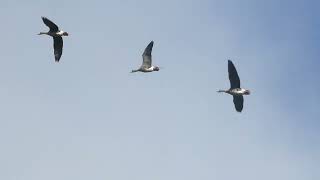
<box><xmin>140</xmin><ymin>66</ymin><xmax>159</xmax><ymax>73</ymax></box>
<box><xmin>145</xmin><ymin>67</ymin><xmax>155</xmax><ymax>72</ymax></box>
<box><xmin>56</xmin><ymin>31</ymin><xmax>64</xmax><ymax>36</ymax></box>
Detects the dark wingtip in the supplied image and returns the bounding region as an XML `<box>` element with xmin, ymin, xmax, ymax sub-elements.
<box><xmin>143</xmin><ymin>41</ymin><xmax>154</xmax><ymax>55</ymax></box>
<box><xmin>228</xmin><ymin>59</ymin><xmax>232</xmax><ymax>63</ymax></box>
<box><xmin>149</xmin><ymin>41</ymin><xmax>154</xmax><ymax>47</ymax></box>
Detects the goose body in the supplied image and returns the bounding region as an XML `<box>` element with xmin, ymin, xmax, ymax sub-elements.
<box><xmin>218</xmin><ymin>60</ymin><xmax>250</xmax><ymax>112</ymax></box>
<box><xmin>220</xmin><ymin>88</ymin><xmax>250</xmax><ymax>96</ymax></box>
<box><xmin>38</xmin><ymin>17</ymin><xmax>69</xmax><ymax>62</ymax></box>
<box><xmin>131</xmin><ymin>41</ymin><xmax>160</xmax><ymax>73</ymax></box>
<box><xmin>133</xmin><ymin>66</ymin><xmax>159</xmax><ymax>73</ymax></box>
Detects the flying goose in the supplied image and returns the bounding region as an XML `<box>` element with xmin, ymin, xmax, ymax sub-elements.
<box><xmin>218</xmin><ymin>60</ymin><xmax>250</xmax><ymax>112</ymax></box>
<box><xmin>38</xmin><ymin>17</ymin><xmax>69</xmax><ymax>62</ymax></box>
<box><xmin>131</xmin><ymin>41</ymin><xmax>160</xmax><ymax>73</ymax></box>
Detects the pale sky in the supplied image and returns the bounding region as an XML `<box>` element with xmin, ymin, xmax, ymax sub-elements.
<box><xmin>0</xmin><ymin>0</ymin><xmax>319</xmax><ymax>180</ymax></box>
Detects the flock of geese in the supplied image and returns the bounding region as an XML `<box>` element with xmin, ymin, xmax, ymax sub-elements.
<box><xmin>38</xmin><ymin>17</ymin><xmax>251</xmax><ymax>112</ymax></box>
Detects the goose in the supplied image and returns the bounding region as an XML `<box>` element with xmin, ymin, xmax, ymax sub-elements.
<box><xmin>218</xmin><ymin>60</ymin><xmax>250</xmax><ymax>112</ymax></box>
<box><xmin>131</xmin><ymin>41</ymin><xmax>160</xmax><ymax>73</ymax></box>
<box><xmin>38</xmin><ymin>17</ymin><xmax>69</xmax><ymax>62</ymax></box>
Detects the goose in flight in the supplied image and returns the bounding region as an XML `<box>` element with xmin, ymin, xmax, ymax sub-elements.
<box><xmin>38</xmin><ymin>17</ymin><xmax>69</xmax><ymax>62</ymax></box>
<box><xmin>218</xmin><ymin>60</ymin><xmax>250</xmax><ymax>112</ymax></box>
<box><xmin>131</xmin><ymin>41</ymin><xmax>160</xmax><ymax>73</ymax></box>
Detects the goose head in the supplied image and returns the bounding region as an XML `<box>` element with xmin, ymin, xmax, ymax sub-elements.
<box><xmin>153</xmin><ymin>66</ymin><xmax>160</xmax><ymax>71</ymax></box>
<box><xmin>243</xmin><ymin>89</ymin><xmax>250</xmax><ymax>95</ymax></box>
<box><xmin>62</xmin><ymin>31</ymin><xmax>69</xmax><ymax>36</ymax></box>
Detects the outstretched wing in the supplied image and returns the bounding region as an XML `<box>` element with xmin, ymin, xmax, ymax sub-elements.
<box><xmin>228</xmin><ymin>60</ymin><xmax>241</xmax><ymax>89</ymax></box>
<box><xmin>42</xmin><ymin>17</ymin><xmax>59</xmax><ymax>32</ymax></box>
<box><xmin>233</xmin><ymin>95</ymin><xmax>244</xmax><ymax>112</ymax></box>
<box><xmin>141</xmin><ymin>41</ymin><xmax>154</xmax><ymax>68</ymax></box>
<box><xmin>53</xmin><ymin>37</ymin><xmax>63</xmax><ymax>62</ymax></box>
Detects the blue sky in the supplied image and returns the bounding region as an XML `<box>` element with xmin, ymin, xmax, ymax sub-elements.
<box><xmin>0</xmin><ymin>0</ymin><xmax>319</xmax><ymax>180</ymax></box>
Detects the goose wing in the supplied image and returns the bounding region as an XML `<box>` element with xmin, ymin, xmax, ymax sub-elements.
<box><xmin>53</xmin><ymin>37</ymin><xmax>63</xmax><ymax>62</ymax></box>
<box><xmin>233</xmin><ymin>95</ymin><xmax>243</xmax><ymax>112</ymax></box>
<box><xmin>42</xmin><ymin>17</ymin><xmax>59</xmax><ymax>32</ymax></box>
<box><xmin>141</xmin><ymin>41</ymin><xmax>154</xmax><ymax>68</ymax></box>
<box><xmin>228</xmin><ymin>60</ymin><xmax>241</xmax><ymax>89</ymax></box>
